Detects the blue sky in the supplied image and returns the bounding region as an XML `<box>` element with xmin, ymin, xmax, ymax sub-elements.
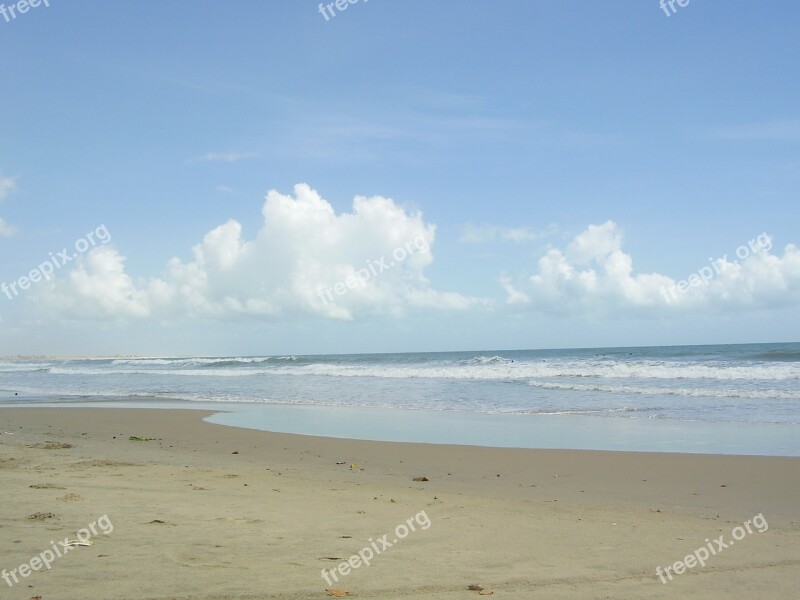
<box><xmin>1</xmin><ymin>0</ymin><xmax>799</xmax><ymax>356</ymax></box>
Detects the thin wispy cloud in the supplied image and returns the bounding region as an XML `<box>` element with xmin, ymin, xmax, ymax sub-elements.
<box><xmin>710</xmin><ymin>119</ymin><xmax>800</xmax><ymax>142</ymax></box>
<box><xmin>0</xmin><ymin>175</ymin><xmax>17</xmax><ymax>237</ymax></box>
<box><xmin>0</xmin><ymin>176</ymin><xmax>14</xmax><ymax>201</ymax></box>
<box><xmin>187</xmin><ymin>151</ymin><xmax>261</xmax><ymax>164</ymax></box>
<box><xmin>269</xmin><ymin>100</ymin><xmax>531</xmax><ymax>162</ymax></box>
<box><xmin>274</xmin><ymin>104</ymin><xmax>624</xmax><ymax>165</ymax></box>
<box><xmin>407</xmin><ymin>89</ymin><xmax>485</xmax><ymax>111</ymax></box>
<box><xmin>459</xmin><ymin>223</ymin><xmax>558</xmax><ymax>244</ymax></box>
<box><xmin>0</xmin><ymin>220</ymin><xmax>15</xmax><ymax>237</ymax></box>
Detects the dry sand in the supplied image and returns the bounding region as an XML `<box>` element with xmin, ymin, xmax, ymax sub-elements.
<box><xmin>0</xmin><ymin>407</ymin><xmax>798</xmax><ymax>599</ymax></box>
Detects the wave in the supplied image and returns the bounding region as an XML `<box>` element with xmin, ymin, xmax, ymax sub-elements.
<box><xmin>47</xmin><ymin>367</ymin><xmax>266</xmax><ymax>377</ymax></box>
<box><xmin>109</xmin><ymin>356</ymin><xmax>299</xmax><ymax>368</ymax></box>
<box><xmin>110</xmin><ymin>358</ymin><xmax>181</xmax><ymax>366</ymax></box>
<box><xmin>35</xmin><ymin>359</ymin><xmax>800</xmax><ymax>381</ymax></box>
<box><xmin>749</xmin><ymin>350</ymin><xmax>800</xmax><ymax>362</ymax></box>
<box><xmin>0</xmin><ymin>366</ymin><xmax>51</xmax><ymax>373</ymax></box>
<box><xmin>0</xmin><ymin>360</ymin><xmax>56</xmax><ymax>372</ymax></box>
<box><xmin>528</xmin><ymin>380</ymin><xmax>800</xmax><ymax>400</ymax></box>
<box><xmin>0</xmin><ymin>387</ymin><xmax>659</xmax><ymax>416</ymax></box>
<box><xmin>509</xmin><ymin>406</ymin><xmax>658</xmax><ymax>417</ymax></box>
<box><xmin>267</xmin><ymin>361</ymin><xmax>800</xmax><ymax>381</ymax></box>
<box><xmin>461</xmin><ymin>355</ymin><xmax>514</xmax><ymax>365</ymax></box>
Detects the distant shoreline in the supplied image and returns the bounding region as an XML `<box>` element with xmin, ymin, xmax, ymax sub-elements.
<box><xmin>2</xmin><ymin>339</ymin><xmax>799</xmax><ymax>360</ymax></box>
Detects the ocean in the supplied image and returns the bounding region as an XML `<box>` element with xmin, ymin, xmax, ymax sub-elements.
<box><xmin>2</xmin><ymin>342</ymin><xmax>799</xmax><ymax>455</ymax></box>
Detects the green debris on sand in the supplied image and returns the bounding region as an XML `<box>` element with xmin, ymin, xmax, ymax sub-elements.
<box><xmin>128</xmin><ymin>436</ymin><xmax>158</xmax><ymax>442</ymax></box>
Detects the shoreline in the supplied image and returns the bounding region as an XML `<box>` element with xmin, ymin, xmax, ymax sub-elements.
<box><xmin>3</xmin><ymin>406</ymin><xmax>800</xmax><ymax>520</ymax></box>
<box><xmin>5</xmin><ymin>398</ymin><xmax>800</xmax><ymax>457</ymax></box>
<box><xmin>1</xmin><ymin>407</ymin><xmax>799</xmax><ymax>599</ymax></box>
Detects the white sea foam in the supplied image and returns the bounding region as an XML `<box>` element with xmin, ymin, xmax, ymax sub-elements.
<box><xmin>39</xmin><ymin>359</ymin><xmax>800</xmax><ymax>382</ymax></box>
<box><xmin>268</xmin><ymin>361</ymin><xmax>800</xmax><ymax>381</ymax></box>
<box><xmin>4</xmin><ymin>349</ymin><xmax>799</xmax><ymax>429</ymax></box>
<box><xmin>109</xmin><ymin>356</ymin><xmax>295</xmax><ymax>367</ymax></box>
<box><xmin>527</xmin><ymin>380</ymin><xmax>800</xmax><ymax>400</ymax></box>
<box><xmin>461</xmin><ymin>355</ymin><xmax>514</xmax><ymax>365</ymax></box>
<box><xmin>48</xmin><ymin>367</ymin><xmax>262</xmax><ymax>377</ymax></box>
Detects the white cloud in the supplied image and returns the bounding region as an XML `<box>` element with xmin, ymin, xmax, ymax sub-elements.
<box><xmin>565</xmin><ymin>221</ymin><xmax>622</xmax><ymax>263</ymax></box>
<box><xmin>0</xmin><ymin>177</ymin><xmax>14</xmax><ymax>201</ymax></box>
<box><xmin>0</xmin><ymin>219</ymin><xmax>14</xmax><ymax>237</ymax></box>
<box><xmin>498</xmin><ymin>275</ymin><xmax>530</xmax><ymax>304</ymax></box>
<box><xmin>0</xmin><ymin>176</ymin><xmax>17</xmax><ymax>237</ymax></box>
<box><xmin>35</xmin><ymin>184</ymin><xmax>484</xmax><ymax>321</ymax></box>
<box><xmin>188</xmin><ymin>151</ymin><xmax>260</xmax><ymax>164</ymax></box>
<box><xmin>50</xmin><ymin>248</ymin><xmax>152</xmax><ymax>319</ymax></box>
<box><xmin>711</xmin><ymin>119</ymin><xmax>800</xmax><ymax>142</ymax></box>
<box><xmin>459</xmin><ymin>223</ymin><xmax>557</xmax><ymax>244</ymax></box>
<box><xmin>502</xmin><ymin>221</ymin><xmax>800</xmax><ymax>316</ymax></box>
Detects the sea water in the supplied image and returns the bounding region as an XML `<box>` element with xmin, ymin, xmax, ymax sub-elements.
<box><xmin>1</xmin><ymin>342</ymin><xmax>799</xmax><ymax>455</ymax></box>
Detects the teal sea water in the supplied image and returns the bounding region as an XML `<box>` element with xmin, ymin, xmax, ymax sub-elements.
<box><xmin>2</xmin><ymin>342</ymin><xmax>799</xmax><ymax>455</ymax></box>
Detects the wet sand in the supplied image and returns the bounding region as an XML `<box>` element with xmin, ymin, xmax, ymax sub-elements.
<box><xmin>1</xmin><ymin>407</ymin><xmax>798</xmax><ymax>599</ymax></box>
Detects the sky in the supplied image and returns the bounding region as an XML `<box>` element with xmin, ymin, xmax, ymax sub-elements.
<box><xmin>1</xmin><ymin>0</ymin><xmax>799</xmax><ymax>356</ymax></box>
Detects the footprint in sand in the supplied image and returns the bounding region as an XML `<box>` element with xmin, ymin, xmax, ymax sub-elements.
<box><xmin>164</xmin><ymin>546</ymin><xmax>234</xmax><ymax>568</ymax></box>
<box><xmin>26</xmin><ymin>512</ymin><xmax>58</xmax><ymax>521</ymax></box>
<box><xmin>57</xmin><ymin>493</ymin><xmax>83</xmax><ymax>502</ymax></box>
<box><xmin>71</xmin><ymin>459</ymin><xmax>138</xmax><ymax>468</ymax></box>
<box><xmin>212</xmin><ymin>517</ymin><xmax>264</xmax><ymax>525</ymax></box>
<box><xmin>29</xmin><ymin>442</ymin><xmax>73</xmax><ymax>449</ymax></box>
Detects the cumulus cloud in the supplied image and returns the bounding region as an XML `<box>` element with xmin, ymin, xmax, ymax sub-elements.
<box><xmin>34</xmin><ymin>184</ymin><xmax>484</xmax><ymax>321</ymax></box>
<box><xmin>502</xmin><ymin>220</ymin><xmax>800</xmax><ymax>316</ymax></box>
<box><xmin>0</xmin><ymin>176</ymin><xmax>17</xmax><ymax>237</ymax></box>
<box><xmin>459</xmin><ymin>223</ymin><xmax>557</xmax><ymax>244</ymax></box>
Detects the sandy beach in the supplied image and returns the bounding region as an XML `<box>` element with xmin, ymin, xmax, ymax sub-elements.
<box><xmin>4</xmin><ymin>1</ymin><xmax>800</xmax><ymax>598</ymax></box>
<box><xmin>1</xmin><ymin>407</ymin><xmax>798</xmax><ymax>599</ymax></box>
